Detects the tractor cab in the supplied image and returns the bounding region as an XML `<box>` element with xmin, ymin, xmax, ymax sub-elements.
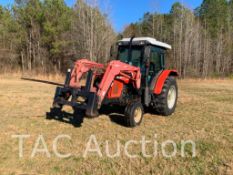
<box><xmin>116</xmin><ymin>37</ymin><xmax>172</xmax><ymax>85</ymax></box>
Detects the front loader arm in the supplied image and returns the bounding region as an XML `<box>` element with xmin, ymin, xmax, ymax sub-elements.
<box><xmin>97</xmin><ymin>60</ymin><xmax>141</xmax><ymax>107</ymax></box>
<box><xmin>52</xmin><ymin>59</ymin><xmax>141</xmax><ymax>118</ymax></box>
<box><xmin>69</xmin><ymin>59</ymin><xmax>104</xmax><ymax>88</ymax></box>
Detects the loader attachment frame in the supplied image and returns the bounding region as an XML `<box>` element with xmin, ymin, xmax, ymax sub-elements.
<box><xmin>53</xmin><ymin>59</ymin><xmax>142</xmax><ymax>117</ymax></box>
<box><xmin>53</xmin><ymin>70</ymin><xmax>99</xmax><ymax>117</ymax></box>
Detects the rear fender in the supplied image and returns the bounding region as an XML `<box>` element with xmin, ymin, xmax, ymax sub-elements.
<box><xmin>153</xmin><ymin>70</ymin><xmax>178</xmax><ymax>95</ymax></box>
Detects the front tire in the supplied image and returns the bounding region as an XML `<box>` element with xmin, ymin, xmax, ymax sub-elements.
<box><xmin>125</xmin><ymin>102</ymin><xmax>144</xmax><ymax>127</ymax></box>
<box><xmin>152</xmin><ymin>76</ymin><xmax>178</xmax><ymax>116</ymax></box>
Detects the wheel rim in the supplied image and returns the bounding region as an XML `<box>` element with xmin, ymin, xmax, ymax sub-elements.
<box><xmin>134</xmin><ymin>107</ymin><xmax>142</xmax><ymax>123</ymax></box>
<box><xmin>167</xmin><ymin>85</ymin><xmax>177</xmax><ymax>109</ymax></box>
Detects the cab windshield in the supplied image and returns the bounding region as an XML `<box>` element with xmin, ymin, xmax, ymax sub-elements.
<box><xmin>117</xmin><ymin>46</ymin><xmax>144</xmax><ymax>68</ymax></box>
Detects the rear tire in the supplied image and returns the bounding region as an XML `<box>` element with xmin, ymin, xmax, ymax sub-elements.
<box><xmin>152</xmin><ymin>76</ymin><xmax>178</xmax><ymax>116</ymax></box>
<box><xmin>125</xmin><ymin>102</ymin><xmax>144</xmax><ymax>127</ymax></box>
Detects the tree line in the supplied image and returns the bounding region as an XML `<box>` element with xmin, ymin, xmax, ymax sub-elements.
<box><xmin>0</xmin><ymin>0</ymin><xmax>233</xmax><ymax>77</ymax></box>
<box><xmin>0</xmin><ymin>0</ymin><xmax>115</xmax><ymax>73</ymax></box>
<box><xmin>123</xmin><ymin>0</ymin><xmax>233</xmax><ymax>78</ymax></box>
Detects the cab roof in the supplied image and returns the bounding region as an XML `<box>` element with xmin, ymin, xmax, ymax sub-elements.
<box><xmin>118</xmin><ymin>37</ymin><xmax>172</xmax><ymax>50</ymax></box>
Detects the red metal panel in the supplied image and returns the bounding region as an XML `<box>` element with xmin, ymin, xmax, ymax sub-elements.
<box><xmin>97</xmin><ymin>60</ymin><xmax>141</xmax><ymax>106</ymax></box>
<box><xmin>107</xmin><ymin>80</ymin><xmax>124</xmax><ymax>99</ymax></box>
<box><xmin>153</xmin><ymin>70</ymin><xmax>178</xmax><ymax>94</ymax></box>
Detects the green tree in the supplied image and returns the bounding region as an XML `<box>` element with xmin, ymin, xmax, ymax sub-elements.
<box><xmin>0</xmin><ymin>5</ymin><xmax>20</xmax><ymax>71</ymax></box>
<box><xmin>198</xmin><ymin>0</ymin><xmax>228</xmax><ymax>37</ymax></box>
<box><xmin>13</xmin><ymin>0</ymin><xmax>44</xmax><ymax>70</ymax></box>
<box><xmin>42</xmin><ymin>0</ymin><xmax>72</xmax><ymax>70</ymax></box>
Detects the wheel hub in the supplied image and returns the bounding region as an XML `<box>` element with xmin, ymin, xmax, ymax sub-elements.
<box><xmin>167</xmin><ymin>86</ymin><xmax>176</xmax><ymax>109</ymax></box>
<box><xmin>134</xmin><ymin>107</ymin><xmax>142</xmax><ymax>123</ymax></box>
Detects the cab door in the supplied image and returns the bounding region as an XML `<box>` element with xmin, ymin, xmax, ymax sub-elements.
<box><xmin>148</xmin><ymin>46</ymin><xmax>165</xmax><ymax>82</ymax></box>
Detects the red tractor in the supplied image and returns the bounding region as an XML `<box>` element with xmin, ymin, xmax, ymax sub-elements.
<box><xmin>52</xmin><ymin>37</ymin><xmax>178</xmax><ymax>127</ymax></box>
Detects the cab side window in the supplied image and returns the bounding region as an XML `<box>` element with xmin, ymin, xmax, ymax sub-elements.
<box><xmin>150</xmin><ymin>47</ymin><xmax>164</xmax><ymax>74</ymax></box>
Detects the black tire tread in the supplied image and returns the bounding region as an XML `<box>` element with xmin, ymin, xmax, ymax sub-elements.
<box><xmin>153</xmin><ymin>76</ymin><xmax>178</xmax><ymax>116</ymax></box>
<box><xmin>125</xmin><ymin>102</ymin><xmax>144</xmax><ymax>127</ymax></box>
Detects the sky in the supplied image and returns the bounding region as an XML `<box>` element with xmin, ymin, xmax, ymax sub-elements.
<box><xmin>0</xmin><ymin>0</ymin><xmax>203</xmax><ymax>32</ymax></box>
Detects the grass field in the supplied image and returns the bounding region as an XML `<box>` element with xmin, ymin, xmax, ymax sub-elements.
<box><xmin>0</xmin><ymin>76</ymin><xmax>232</xmax><ymax>175</ymax></box>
